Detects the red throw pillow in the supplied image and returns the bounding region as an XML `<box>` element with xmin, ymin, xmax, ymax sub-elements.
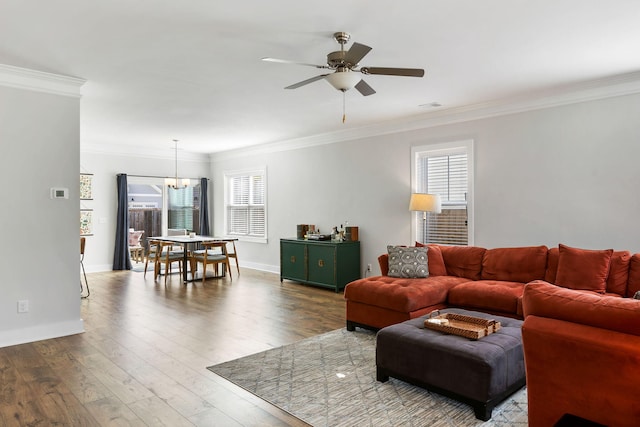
<box><xmin>414</xmin><ymin>242</ymin><xmax>447</xmax><ymax>276</ymax></box>
<box><xmin>555</xmin><ymin>244</ymin><xmax>613</xmax><ymax>293</ymax></box>
<box><xmin>426</xmin><ymin>245</ymin><xmax>447</xmax><ymax>276</ymax></box>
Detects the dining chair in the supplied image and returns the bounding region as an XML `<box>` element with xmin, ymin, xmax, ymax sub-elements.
<box><xmin>80</xmin><ymin>237</ymin><xmax>90</xmax><ymax>298</ymax></box>
<box><xmin>226</xmin><ymin>240</ymin><xmax>240</xmax><ymax>274</ymax></box>
<box><xmin>190</xmin><ymin>241</ymin><xmax>232</xmax><ymax>283</ymax></box>
<box><xmin>145</xmin><ymin>240</ymin><xmax>184</xmax><ymax>284</ymax></box>
<box><xmin>143</xmin><ymin>239</ymin><xmax>159</xmax><ymax>277</ymax></box>
<box><xmin>128</xmin><ymin>230</ymin><xmax>144</xmax><ymax>263</ymax></box>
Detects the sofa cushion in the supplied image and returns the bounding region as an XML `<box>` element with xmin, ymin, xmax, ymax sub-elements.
<box><xmin>425</xmin><ymin>244</ymin><xmax>447</xmax><ymax>276</ymax></box>
<box><xmin>447</xmin><ymin>280</ymin><xmax>525</xmax><ymax>314</ymax></box>
<box><xmin>544</xmin><ymin>247</ymin><xmax>628</xmax><ymax>295</ymax></box>
<box><xmin>378</xmin><ymin>254</ymin><xmax>390</xmax><ymax>276</ymax></box>
<box><xmin>606</xmin><ymin>250</ymin><xmax>631</xmax><ymax>296</ymax></box>
<box><xmin>437</xmin><ymin>245</ymin><xmax>486</xmax><ymax>280</ymax></box>
<box><xmin>414</xmin><ymin>242</ymin><xmax>448</xmax><ymax>276</ymax></box>
<box><xmin>387</xmin><ymin>245</ymin><xmax>429</xmax><ymax>278</ymax></box>
<box><xmin>481</xmin><ymin>246</ymin><xmax>548</xmax><ymax>283</ymax></box>
<box><xmin>344</xmin><ymin>275</ymin><xmax>470</xmax><ymax>313</ymax></box>
<box><xmin>544</xmin><ymin>247</ymin><xmax>559</xmax><ymax>283</ymax></box>
<box><xmin>627</xmin><ymin>254</ymin><xmax>640</xmax><ymax>298</ymax></box>
<box><xmin>523</xmin><ymin>280</ymin><xmax>640</xmax><ymax>336</ymax></box>
<box><xmin>555</xmin><ymin>244</ymin><xmax>613</xmax><ymax>293</ymax></box>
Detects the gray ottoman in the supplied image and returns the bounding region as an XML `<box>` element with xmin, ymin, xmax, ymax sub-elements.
<box><xmin>376</xmin><ymin>308</ymin><xmax>525</xmax><ymax>421</ymax></box>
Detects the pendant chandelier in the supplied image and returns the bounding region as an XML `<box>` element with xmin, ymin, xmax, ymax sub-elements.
<box><xmin>167</xmin><ymin>139</ymin><xmax>190</xmax><ymax>189</ymax></box>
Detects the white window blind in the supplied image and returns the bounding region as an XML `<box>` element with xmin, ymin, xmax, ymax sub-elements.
<box><xmin>225</xmin><ymin>169</ymin><xmax>267</xmax><ymax>240</ymax></box>
<box><xmin>414</xmin><ymin>142</ymin><xmax>472</xmax><ymax>245</ymax></box>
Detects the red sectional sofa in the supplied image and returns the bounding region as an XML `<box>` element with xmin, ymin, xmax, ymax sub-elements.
<box><xmin>522</xmin><ymin>281</ymin><xmax>640</xmax><ymax>426</ymax></box>
<box><xmin>344</xmin><ymin>243</ymin><xmax>640</xmax><ymax>331</ymax></box>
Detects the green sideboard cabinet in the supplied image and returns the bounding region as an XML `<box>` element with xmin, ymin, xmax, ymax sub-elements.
<box><xmin>280</xmin><ymin>238</ymin><xmax>361</xmax><ymax>292</ymax></box>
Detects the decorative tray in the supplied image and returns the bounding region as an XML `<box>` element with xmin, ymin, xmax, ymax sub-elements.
<box><xmin>423</xmin><ymin>311</ymin><xmax>501</xmax><ymax>340</ymax></box>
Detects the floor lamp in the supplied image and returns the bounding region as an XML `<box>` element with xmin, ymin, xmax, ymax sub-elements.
<box><xmin>409</xmin><ymin>193</ymin><xmax>442</xmax><ymax>244</ymax></box>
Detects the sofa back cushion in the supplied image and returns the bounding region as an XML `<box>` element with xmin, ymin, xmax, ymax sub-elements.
<box><xmin>606</xmin><ymin>251</ymin><xmax>631</xmax><ymax>296</ymax></box>
<box><xmin>481</xmin><ymin>246</ymin><xmax>548</xmax><ymax>283</ymax></box>
<box><xmin>555</xmin><ymin>244</ymin><xmax>613</xmax><ymax>293</ymax></box>
<box><xmin>425</xmin><ymin>244</ymin><xmax>447</xmax><ymax>276</ymax></box>
<box><xmin>437</xmin><ymin>245</ymin><xmax>486</xmax><ymax>280</ymax></box>
<box><xmin>544</xmin><ymin>247</ymin><xmax>559</xmax><ymax>283</ymax></box>
<box><xmin>545</xmin><ymin>247</ymin><xmax>630</xmax><ymax>296</ymax></box>
<box><xmin>523</xmin><ymin>280</ymin><xmax>640</xmax><ymax>336</ymax></box>
<box><xmin>378</xmin><ymin>254</ymin><xmax>390</xmax><ymax>276</ymax></box>
<box><xmin>627</xmin><ymin>254</ymin><xmax>640</xmax><ymax>297</ymax></box>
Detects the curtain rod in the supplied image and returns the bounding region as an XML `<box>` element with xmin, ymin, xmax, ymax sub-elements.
<box><xmin>118</xmin><ymin>173</ymin><xmax>208</xmax><ymax>181</ymax></box>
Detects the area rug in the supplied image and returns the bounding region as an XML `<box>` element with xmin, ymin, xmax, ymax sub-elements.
<box><xmin>207</xmin><ymin>328</ymin><xmax>528</xmax><ymax>427</ymax></box>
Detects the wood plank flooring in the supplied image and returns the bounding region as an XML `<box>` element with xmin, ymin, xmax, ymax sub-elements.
<box><xmin>0</xmin><ymin>267</ymin><xmax>346</xmax><ymax>426</ymax></box>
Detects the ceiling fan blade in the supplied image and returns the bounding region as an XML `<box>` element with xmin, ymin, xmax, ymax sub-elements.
<box><xmin>262</xmin><ymin>57</ymin><xmax>329</xmax><ymax>69</ymax></box>
<box><xmin>285</xmin><ymin>74</ymin><xmax>329</xmax><ymax>89</ymax></box>
<box><xmin>360</xmin><ymin>67</ymin><xmax>425</xmax><ymax>77</ymax></box>
<box><xmin>355</xmin><ymin>79</ymin><xmax>376</xmax><ymax>96</ymax></box>
<box><xmin>344</xmin><ymin>42</ymin><xmax>372</xmax><ymax>66</ymax></box>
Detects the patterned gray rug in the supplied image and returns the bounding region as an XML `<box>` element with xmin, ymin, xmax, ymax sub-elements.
<box><xmin>207</xmin><ymin>328</ymin><xmax>528</xmax><ymax>426</ymax></box>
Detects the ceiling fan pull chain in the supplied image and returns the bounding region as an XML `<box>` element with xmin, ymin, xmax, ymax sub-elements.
<box><xmin>342</xmin><ymin>91</ymin><xmax>346</xmax><ymax>123</ymax></box>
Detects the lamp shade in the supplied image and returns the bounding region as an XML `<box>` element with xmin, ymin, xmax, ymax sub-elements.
<box><xmin>409</xmin><ymin>193</ymin><xmax>442</xmax><ymax>213</ymax></box>
<box><xmin>325</xmin><ymin>70</ymin><xmax>362</xmax><ymax>91</ymax></box>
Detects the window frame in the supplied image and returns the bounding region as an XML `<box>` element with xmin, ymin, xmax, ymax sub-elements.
<box><xmin>223</xmin><ymin>167</ymin><xmax>268</xmax><ymax>243</ymax></box>
<box><xmin>411</xmin><ymin>140</ymin><xmax>474</xmax><ymax>246</ymax></box>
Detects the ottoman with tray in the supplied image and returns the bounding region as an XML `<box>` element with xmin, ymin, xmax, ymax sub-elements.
<box><xmin>376</xmin><ymin>308</ymin><xmax>525</xmax><ymax>421</ymax></box>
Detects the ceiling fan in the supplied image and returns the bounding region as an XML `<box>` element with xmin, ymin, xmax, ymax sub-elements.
<box><xmin>262</xmin><ymin>32</ymin><xmax>425</xmax><ymax>97</ymax></box>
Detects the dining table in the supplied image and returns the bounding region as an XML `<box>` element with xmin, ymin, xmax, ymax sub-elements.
<box><xmin>150</xmin><ymin>235</ymin><xmax>238</xmax><ymax>283</ymax></box>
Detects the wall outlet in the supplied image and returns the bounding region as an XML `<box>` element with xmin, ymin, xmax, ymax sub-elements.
<box><xmin>17</xmin><ymin>300</ymin><xmax>29</xmax><ymax>313</ymax></box>
<box><xmin>367</xmin><ymin>264</ymin><xmax>372</xmax><ymax>272</ymax></box>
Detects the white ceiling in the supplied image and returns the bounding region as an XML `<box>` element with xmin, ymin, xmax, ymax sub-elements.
<box><xmin>2</xmin><ymin>1</ymin><xmax>640</xmax><ymax>155</ymax></box>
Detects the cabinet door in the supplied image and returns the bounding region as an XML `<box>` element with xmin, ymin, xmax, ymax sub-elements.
<box><xmin>308</xmin><ymin>244</ymin><xmax>336</xmax><ymax>287</ymax></box>
<box><xmin>281</xmin><ymin>241</ymin><xmax>306</xmax><ymax>281</ymax></box>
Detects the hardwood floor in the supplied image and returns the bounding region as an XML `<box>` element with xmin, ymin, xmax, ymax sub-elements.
<box><xmin>0</xmin><ymin>267</ymin><xmax>347</xmax><ymax>426</ymax></box>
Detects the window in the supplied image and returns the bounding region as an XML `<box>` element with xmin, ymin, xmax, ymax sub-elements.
<box><xmin>224</xmin><ymin>168</ymin><xmax>267</xmax><ymax>242</ymax></box>
<box><xmin>411</xmin><ymin>140</ymin><xmax>473</xmax><ymax>245</ymax></box>
<box><xmin>168</xmin><ymin>185</ymin><xmax>200</xmax><ymax>231</ymax></box>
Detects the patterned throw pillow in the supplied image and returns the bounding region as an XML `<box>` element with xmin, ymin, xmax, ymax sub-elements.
<box><xmin>387</xmin><ymin>245</ymin><xmax>429</xmax><ymax>278</ymax></box>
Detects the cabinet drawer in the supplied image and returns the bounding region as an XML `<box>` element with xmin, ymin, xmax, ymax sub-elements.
<box><xmin>308</xmin><ymin>245</ymin><xmax>336</xmax><ymax>286</ymax></box>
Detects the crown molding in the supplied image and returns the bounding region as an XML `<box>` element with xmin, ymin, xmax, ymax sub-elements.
<box><xmin>212</xmin><ymin>70</ymin><xmax>640</xmax><ymax>161</ymax></box>
<box><xmin>0</xmin><ymin>64</ymin><xmax>85</xmax><ymax>97</ymax></box>
<box><xmin>81</xmin><ymin>141</ymin><xmax>210</xmax><ymax>163</ymax></box>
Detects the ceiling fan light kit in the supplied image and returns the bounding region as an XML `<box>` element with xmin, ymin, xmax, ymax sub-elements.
<box><xmin>325</xmin><ymin>69</ymin><xmax>362</xmax><ymax>92</ymax></box>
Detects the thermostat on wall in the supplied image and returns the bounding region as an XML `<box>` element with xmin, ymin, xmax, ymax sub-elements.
<box><xmin>50</xmin><ymin>187</ymin><xmax>69</xmax><ymax>199</ymax></box>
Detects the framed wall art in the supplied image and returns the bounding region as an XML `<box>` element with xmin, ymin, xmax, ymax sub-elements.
<box><xmin>80</xmin><ymin>173</ymin><xmax>93</xmax><ymax>200</ymax></box>
<box><xmin>80</xmin><ymin>209</ymin><xmax>93</xmax><ymax>236</ymax></box>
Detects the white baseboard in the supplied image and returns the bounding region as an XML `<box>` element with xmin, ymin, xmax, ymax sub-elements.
<box><xmin>240</xmin><ymin>261</ymin><xmax>279</xmax><ymax>274</ymax></box>
<box><xmin>0</xmin><ymin>318</ymin><xmax>84</xmax><ymax>348</ymax></box>
<box><xmin>85</xmin><ymin>264</ymin><xmax>113</xmax><ymax>273</ymax></box>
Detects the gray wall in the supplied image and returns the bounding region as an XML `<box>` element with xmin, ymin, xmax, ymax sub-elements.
<box><xmin>0</xmin><ymin>82</ymin><xmax>84</xmax><ymax>347</ymax></box>
<box><xmin>210</xmin><ymin>92</ymin><xmax>640</xmax><ymax>275</ymax></box>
